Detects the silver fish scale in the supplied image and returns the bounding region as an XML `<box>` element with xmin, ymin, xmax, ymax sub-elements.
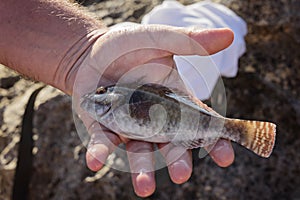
<box><xmin>104</xmin><ymin>93</ymin><xmax>223</xmax><ymax>147</ymax></box>
<box><xmin>167</xmin><ymin>103</ymin><xmax>224</xmax><ymax>148</ymax></box>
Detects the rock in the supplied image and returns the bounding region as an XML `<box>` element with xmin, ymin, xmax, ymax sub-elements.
<box><xmin>29</xmin><ymin>95</ymin><xmax>135</xmax><ymax>200</ymax></box>
<box><xmin>0</xmin><ymin>83</ymin><xmax>61</xmax><ymax>200</ymax></box>
<box><xmin>0</xmin><ymin>168</ymin><xmax>15</xmax><ymax>200</ymax></box>
<box><xmin>84</xmin><ymin>0</ymin><xmax>163</xmax><ymax>25</ymax></box>
<box><xmin>0</xmin><ymin>76</ymin><xmax>20</xmax><ymax>89</ymax></box>
<box><xmin>132</xmin><ymin>5</ymin><xmax>147</xmax><ymax>19</ymax></box>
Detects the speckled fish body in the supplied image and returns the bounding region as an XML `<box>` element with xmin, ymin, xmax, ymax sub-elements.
<box><xmin>81</xmin><ymin>84</ymin><xmax>276</xmax><ymax>158</ymax></box>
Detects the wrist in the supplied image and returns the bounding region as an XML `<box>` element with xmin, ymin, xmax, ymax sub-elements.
<box><xmin>54</xmin><ymin>28</ymin><xmax>108</xmax><ymax>95</ymax></box>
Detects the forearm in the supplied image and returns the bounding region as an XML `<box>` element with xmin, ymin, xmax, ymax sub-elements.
<box><xmin>0</xmin><ymin>0</ymin><xmax>107</xmax><ymax>95</ymax></box>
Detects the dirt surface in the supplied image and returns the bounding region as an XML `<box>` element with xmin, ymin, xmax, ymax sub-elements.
<box><xmin>1</xmin><ymin>0</ymin><xmax>300</xmax><ymax>199</ymax></box>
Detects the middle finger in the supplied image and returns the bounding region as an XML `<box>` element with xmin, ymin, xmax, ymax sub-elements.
<box><xmin>158</xmin><ymin>143</ymin><xmax>192</xmax><ymax>184</ymax></box>
<box><xmin>126</xmin><ymin>140</ymin><xmax>156</xmax><ymax>197</ymax></box>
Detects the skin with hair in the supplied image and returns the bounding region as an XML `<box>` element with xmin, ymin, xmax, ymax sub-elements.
<box><xmin>0</xmin><ymin>0</ymin><xmax>235</xmax><ymax>197</ymax></box>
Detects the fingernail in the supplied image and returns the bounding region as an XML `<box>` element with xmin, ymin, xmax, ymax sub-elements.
<box><xmin>169</xmin><ymin>160</ymin><xmax>191</xmax><ymax>184</ymax></box>
<box><xmin>86</xmin><ymin>144</ymin><xmax>109</xmax><ymax>171</ymax></box>
<box><xmin>211</xmin><ymin>140</ymin><xmax>234</xmax><ymax>167</ymax></box>
<box><xmin>86</xmin><ymin>150</ymin><xmax>103</xmax><ymax>171</ymax></box>
<box><xmin>88</xmin><ymin>145</ymin><xmax>98</xmax><ymax>154</ymax></box>
<box><xmin>136</xmin><ymin>172</ymin><xmax>155</xmax><ymax>197</ymax></box>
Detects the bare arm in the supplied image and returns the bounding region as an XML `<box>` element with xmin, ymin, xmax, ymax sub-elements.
<box><xmin>0</xmin><ymin>0</ymin><xmax>107</xmax><ymax>94</ymax></box>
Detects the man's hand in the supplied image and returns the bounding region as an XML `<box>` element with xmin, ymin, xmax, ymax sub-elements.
<box><xmin>72</xmin><ymin>25</ymin><xmax>235</xmax><ymax>197</ymax></box>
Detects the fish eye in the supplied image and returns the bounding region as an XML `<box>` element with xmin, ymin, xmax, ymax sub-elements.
<box><xmin>95</xmin><ymin>86</ymin><xmax>106</xmax><ymax>94</ymax></box>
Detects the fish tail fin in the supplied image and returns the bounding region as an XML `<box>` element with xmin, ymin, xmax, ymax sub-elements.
<box><xmin>226</xmin><ymin>119</ymin><xmax>276</xmax><ymax>158</ymax></box>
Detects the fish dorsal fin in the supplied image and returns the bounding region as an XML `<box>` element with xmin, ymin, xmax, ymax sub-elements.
<box><xmin>165</xmin><ymin>92</ymin><xmax>221</xmax><ymax>118</ymax></box>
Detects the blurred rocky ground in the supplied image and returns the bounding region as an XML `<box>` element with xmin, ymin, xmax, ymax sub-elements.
<box><xmin>1</xmin><ymin>0</ymin><xmax>300</xmax><ymax>199</ymax></box>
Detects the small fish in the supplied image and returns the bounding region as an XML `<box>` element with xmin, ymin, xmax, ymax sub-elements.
<box><xmin>80</xmin><ymin>83</ymin><xmax>276</xmax><ymax>158</ymax></box>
